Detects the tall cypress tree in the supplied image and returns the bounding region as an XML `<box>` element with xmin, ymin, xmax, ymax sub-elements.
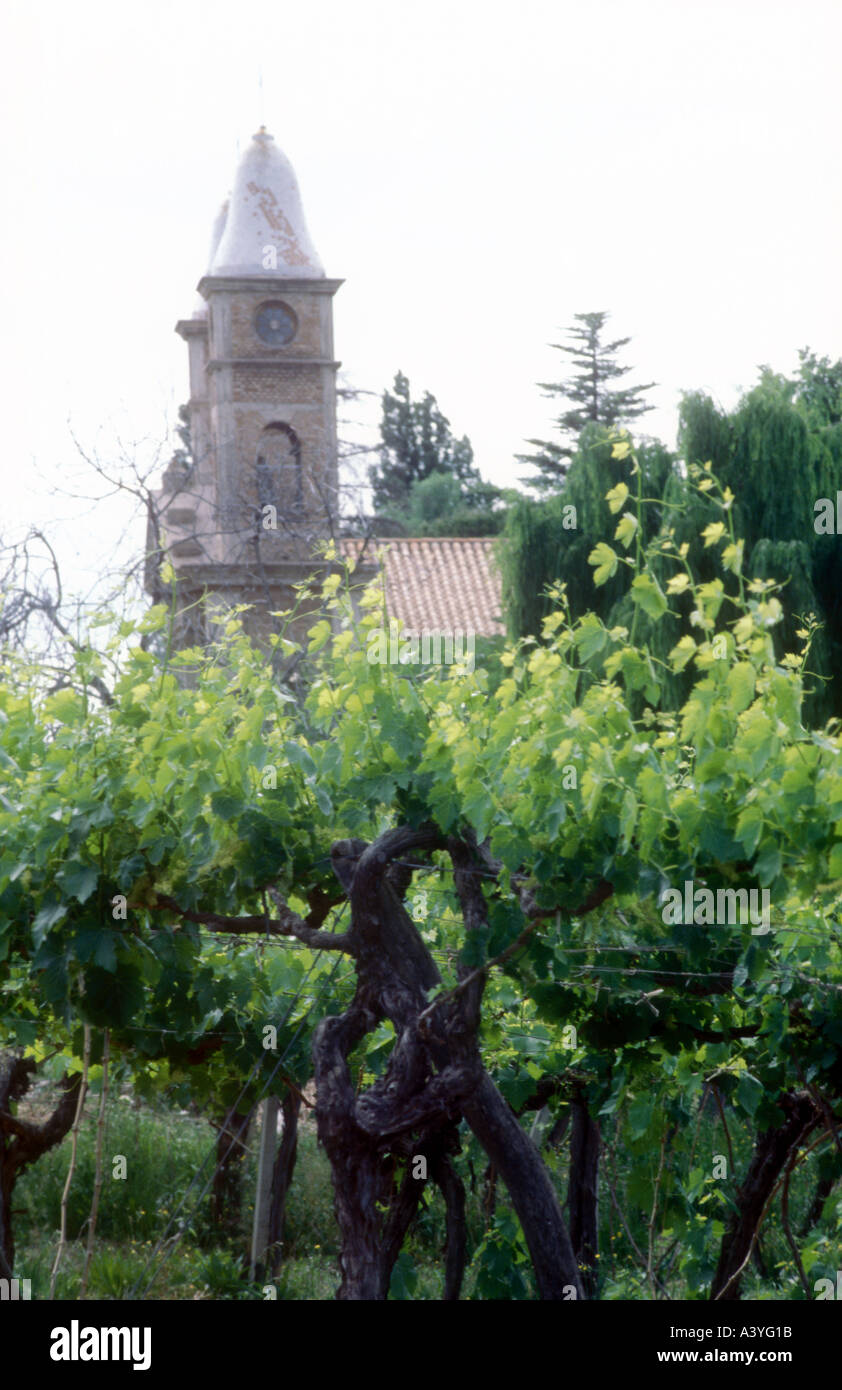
<box><xmin>520</xmin><ymin>311</ymin><xmax>656</xmax><ymax>491</ymax></box>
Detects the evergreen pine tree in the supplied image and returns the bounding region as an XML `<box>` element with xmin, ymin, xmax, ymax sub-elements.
<box><xmin>520</xmin><ymin>311</ymin><xmax>656</xmax><ymax>491</ymax></box>
<box><xmin>369</xmin><ymin>371</ymin><xmax>481</xmax><ymax>518</ymax></box>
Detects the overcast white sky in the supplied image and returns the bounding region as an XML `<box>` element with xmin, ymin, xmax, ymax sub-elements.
<box><xmin>1</xmin><ymin>0</ymin><xmax>840</xmax><ymax>593</ymax></box>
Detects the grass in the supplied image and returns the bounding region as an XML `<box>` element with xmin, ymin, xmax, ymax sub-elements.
<box><xmin>12</xmin><ymin>1083</ymin><xmax>524</xmax><ymax>1298</ymax></box>
<box><xmin>16</xmin><ymin>1091</ymin><xmax>218</xmax><ymax>1250</ymax></box>
<box><xmin>11</xmin><ymin>1087</ymin><xmax>463</xmax><ymax>1299</ymax></box>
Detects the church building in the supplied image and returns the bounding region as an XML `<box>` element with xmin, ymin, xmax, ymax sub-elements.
<box><xmin>149</xmin><ymin>128</ymin><xmax>503</xmax><ymax>645</ymax></box>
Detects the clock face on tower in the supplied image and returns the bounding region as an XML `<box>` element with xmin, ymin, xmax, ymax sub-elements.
<box><xmin>255</xmin><ymin>301</ymin><xmax>298</xmax><ymax>345</ymax></box>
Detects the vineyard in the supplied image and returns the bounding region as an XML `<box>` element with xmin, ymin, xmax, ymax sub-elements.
<box><xmin>2</xmin><ymin>446</ymin><xmax>842</xmax><ymax>1305</ymax></box>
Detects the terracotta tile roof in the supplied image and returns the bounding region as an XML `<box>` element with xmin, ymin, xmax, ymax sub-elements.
<box><xmin>340</xmin><ymin>537</ymin><xmax>505</xmax><ymax>636</ymax></box>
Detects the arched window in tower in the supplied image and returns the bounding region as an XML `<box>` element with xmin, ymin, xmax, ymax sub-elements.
<box><xmin>254</xmin><ymin>423</ymin><xmax>303</xmax><ymax>527</ymax></box>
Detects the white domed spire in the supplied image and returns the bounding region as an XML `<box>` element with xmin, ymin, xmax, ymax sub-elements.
<box><xmin>206</xmin><ymin>199</ymin><xmax>230</xmax><ymax>269</ymax></box>
<box><xmin>192</xmin><ymin>199</ymin><xmax>229</xmax><ymax>317</ymax></box>
<box><xmin>209</xmin><ymin>127</ymin><xmax>323</xmax><ymax>278</ymax></box>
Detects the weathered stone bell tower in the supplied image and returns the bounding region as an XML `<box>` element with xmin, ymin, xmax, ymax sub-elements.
<box><xmin>150</xmin><ymin>127</ymin><xmax>349</xmax><ymax>644</ymax></box>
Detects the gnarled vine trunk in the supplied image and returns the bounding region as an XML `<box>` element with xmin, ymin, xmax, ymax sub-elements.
<box><xmin>710</xmin><ymin>1091</ymin><xmax>819</xmax><ymax>1300</ymax></box>
<box><xmin>567</xmin><ymin>1089</ymin><xmax>600</xmax><ymax>1298</ymax></box>
<box><xmin>310</xmin><ymin>827</ymin><xmax>584</xmax><ymax>1301</ymax></box>
<box><xmin>266</xmin><ymin>1089</ymin><xmax>301</xmax><ymax>1276</ymax></box>
<box><xmin>211</xmin><ymin>1102</ymin><xmax>253</xmax><ymax>1237</ymax></box>
<box><xmin>0</xmin><ymin>1053</ymin><xmax>83</xmax><ymax>1275</ymax></box>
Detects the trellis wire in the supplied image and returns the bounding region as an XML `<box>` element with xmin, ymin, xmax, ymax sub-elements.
<box><xmin>119</xmin><ymin>859</ymin><xmax>839</xmax><ymax>1296</ymax></box>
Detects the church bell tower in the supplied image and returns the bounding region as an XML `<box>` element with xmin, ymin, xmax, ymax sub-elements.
<box><xmin>151</xmin><ymin>128</ymin><xmax>346</xmax><ymax>643</ymax></box>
